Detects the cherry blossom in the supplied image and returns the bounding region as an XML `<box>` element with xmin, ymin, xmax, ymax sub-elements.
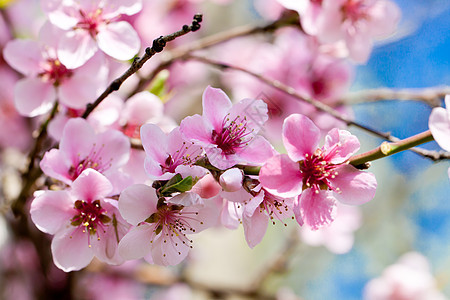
<box><xmin>30</xmin><ymin>169</ymin><xmax>129</xmax><ymax>272</ymax></box>
<box><xmin>259</xmin><ymin>114</ymin><xmax>377</xmax><ymax>229</ymax></box>
<box><xmin>41</xmin><ymin>0</ymin><xmax>142</xmax><ymax>68</ymax></box>
<box><xmin>40</xmin><ymin>118</ymin><xmax>131</xmax><ymax>192</ymax></box>
<box><xmin>363</xmin><ymin>252</ymin><xmax>447</xmax><ymax>300</ymax></box>
<box><xmin>429</xmin><ymin>95</ymin><xmax>450</xmax><ymax>180</ymax></box>
<box><xmin>2</xmin><ymin>27</ymin><xmax>108</xmax><ymax>117</ymax></box>
<box><xmin>180</xmin><ymin>86</ymin><xmax>275</xmax><ymax>169</ymax></box>
<box><xmin>277</xmin><ymin>0</ymin><xmax>401</xmax><ymax>63</ymax></box>
<box><xmin>140</xmin><ymin>124</ymin><xmax>205</xmax><ymax>181</ymax></box>
<box><xmin>118</xmin><ymin>184</ymin><xmax>219</xmax><ymax>266</ymax></box>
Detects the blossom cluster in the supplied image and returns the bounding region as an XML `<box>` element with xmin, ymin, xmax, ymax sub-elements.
<box><xmin>0</xmin><ymin>3</ymin><xmax>448</xmax><ymax>300</ymax></box>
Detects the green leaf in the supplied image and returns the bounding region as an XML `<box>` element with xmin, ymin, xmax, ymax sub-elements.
<box><xmin>160</xmin><ymin>174</ymin><xmax>195</xmax><ymax>196</ymax></box>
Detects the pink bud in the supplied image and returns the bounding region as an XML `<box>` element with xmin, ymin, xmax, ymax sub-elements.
<box><xmin>219</xmin><ymin>168</ymin><xmax>243</xmax><ymax>192</ymax></box>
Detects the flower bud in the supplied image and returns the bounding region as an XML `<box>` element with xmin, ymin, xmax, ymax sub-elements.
<box><xmin>219</xmin><ymin>168</ymin><xmax>243</xmax><ymax>192</ymax></box>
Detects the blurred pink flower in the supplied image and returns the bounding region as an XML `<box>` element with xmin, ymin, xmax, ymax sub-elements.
<box><xmin>429</xmin><ymin>95</ymin><xmax>450</xmax><ymax>180</ymax></box>
<box><xmin>41</xmin><ymin>0</ymin><xmax>142</xmax><ymax>68</ymax></box>
<box><xmin>180</xmin><ymin>86</ymin><xmax>275</xmax><ymax>169</ymax></box>
<box><xmin>364</xmin><ymin>252</ymin><xmax>447</xmax><ymax>300</ymax></box>
<box><xmin>260</xmin><ymin>114</ymin><xmax>377</xmax><ymax>230</ymax></box>
<box><xmin>30</xmin><ymin>169</ymin><xmax>129</xmax><ymax>272</ymax></box>
<box><xmin>299</xmin><ymin>202</ymin><xmax>362</xmax><ymax>254</ymax></box>
<box><xmin>278</xmin><ymin>0</ymin><xmax>401</xmax><ymax>63</ymax></box>
<box><xmin>3</xmin><ymin>28</ymin><xmax>108</xmax><ymax>117</ymax></box>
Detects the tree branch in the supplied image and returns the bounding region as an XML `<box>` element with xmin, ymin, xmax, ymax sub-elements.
<box><xmin>81</xmin><ymin>14</ymin><xmax>203</xmax><ymax>119</ymax></box>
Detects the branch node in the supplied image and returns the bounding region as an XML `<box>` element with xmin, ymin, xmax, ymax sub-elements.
<box><xmin>152</xmin><ymin>36</ymin><xmax>166</xmax><ymax>53</ymax></box>
<box><xmin>111</xmin><ymin>79</ymin><xmax>121</xmax><ymax>91</ymax></box>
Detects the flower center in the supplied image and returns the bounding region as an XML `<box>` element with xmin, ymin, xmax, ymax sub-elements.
<box><xmin>212</xmin><ymin>115</ymin><xmax>254</xmax><ymax>155</ymax></box>
<box><xmin>75</xmin><ymin>9</ymin><xmax>104</xmax><ymax>37</ymax></box>
<box><xmin>160</xmin><ymin>142</ymin><xmax>202</xmax><ymax>174</ymax></box>
<box><xmin>342</xmin><ymin>0</ymin><xmax>368</xmax><ymax>23</ymax></box>
<box><xmin>68</xmin><ymin>144</ymin><xmax>113</xmax><ymax>181</ymax></box>
<box><xmin>71</xmin><ymin>199</ymin><xmax>111</xmax><ymax>246</ymax></box>
<box><xmin>39</xmin><ymin>59</ymin><xmax>72</xmax><ymax>86</ymax></box>
<box><xmin>299</xmin><ymin>149</ymin><xmax>339</xmax><ymax>193</ymax></box>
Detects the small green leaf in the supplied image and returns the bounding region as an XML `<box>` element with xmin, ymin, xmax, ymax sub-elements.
<box><xmin>160</xmin><ymin>174</ymin><xmax>195</xmax><ymax>196</ymax></box>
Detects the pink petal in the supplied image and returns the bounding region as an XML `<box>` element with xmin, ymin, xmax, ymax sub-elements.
<box><xmin>60</xmin><ymin>118</ymin><xmax>96</xmax><ymax>165</ymax></box>
<box><xmin>237</xmin><ymin>135</ymin><xmax>276</xmax><ymax>165</ymax></box>
<box><xmin>168</xmin><ymin>192</ymin><xmax>203</xmax><ymax>207</ymax></box>
<box><xmin>259</xmin><ymin>154</ymin><xmax>303</xmax><ymax>197</ymax></box>
<box><xmin>91</xmin><ymin>226</ymin><xmax>124</xmax><ymax>265</ymax></box>
<box><xmin>151</xmin><ymin>233</ymin><xmax>190</xmax><ymax>266</ymax></box>
<box><xmin>324</xmin><ymin>128</ymin><xmax>360</xmax><ymax>163</ymax></box>
<box><xmin>205</xmin><ymin>145</ymin><xmax>238</xmax><ymax>170</ymax></box>
<box><xmin>180</xmin><ymin>114</ymin><xmax>213</xmax><ymax>144</ymax></box>
<box><xmin>140</xmin><ymin>123</ymin><xmax>169</xmax><ymax>164</ymax></box>
<box><xmin>118</xmin><ymin>184</ymin><xmax>158</xmax><ymax>225</ymax></box>
<box><xmin>244</xmin><ymin>191</ymin><xmax>265</xmax><ymax>217</ymax></box>
<box><xmin>282</xmin><ymin>114</ymin><xmax>320</xmax><ymax>162</ymax></box>
<box><xmin>367</xmin><ymin>0</ymin><xmax>401</xmax><ymax>38</ymax></box>
<box><xmin>30</xmin><ymin>190</ymin><xmax>74</xmax><ymax>234</ymax></box>
<box><xmin>71</xmin><ymin>169</ymin><xmax>113</xmax><ymax>201</ymax></box>
<box><xmin>123</xmin><ymin>91</ymin><xmax>164</xmax><ymax>125</ymax></box>
<box><xmin>243</xmin><ymin>207</ymin><xmax>269</xmax><ymax>248</ymax></box>
<box><xmin>144</xmin><ymin>156</ymin><xmax>169</xmax><ymax>180</ymax></box>
<box><xmin>202</xmin><ymin>86</ymin><xmax>232</xmax><ymax>132</ymax></box>
<box><xmin>14</xmin><ymin>78</ymin><xmax>55</xmax><ymax>117</ymax></box>
<box><xmin>41</xmin><ymin>0</ymin><xmax>79</xmax><ymax>30</ymax></box>
<box><xmin>221</xmin><ymin>199</ymin><xmax>242</xmax><ymax>229</ymax></box>
<box><xmin>118</xmin><ymin>224</ymin><xmax>154</xmax><ymax>260</ymax></box>
<box><xmin>331</xmin><ymin>164</ymin><xmax>377</xmax><ymax>205</ymax></box>
<box><xmin>51</xmin><ymin>228</ymin><xmax>94</xmax><ymax>272</ymax></box>
<box><xmin>429</xmin><ymin>105</ymin><xmax>450</xmax><ymax>151</ymax></box>
<box><xmin>345</xmin><ymin>32</ymin><xmax>373</xmax><ymax>64</ymax></box>
<box><xmin>58</xmin><ymin>53</ymin><xmax>108</xmax><ymax>109</ymax></box>
<box><xmin>58</xmin><ymin>31</ymin><xmax>98</xmax><ymax>69</ymax></box>
<box><xmin>96</xmin><ymin>129</ymin><xmax>130</xmax><ymax>169</ymax></box>
<box><xmin>97</xmin><ymin>21</ymin><xmax>140</xmax><ymax>61</ymax></box>
<box><xmin>296</xmin><ymin>189</ymin><xmax>337</xmax><ymax>230</ymax></box>
<box><xmin>227</xmin><ymin>98</ymin><xmax>268</xmax><ymax>134</ymax></box>
<box><xmin>40</xmin><ymin>148</ymin><xmax>73</xmax><ymax>184</ymax></box>
<box><xmin>102</xmin><ymin>0</ymin><xmax>142</xmax><ymax>17</ymax></box>
<box><xmin>3</xmin><ymin>39</ymin><xmax>43</xmax><ymax>76</ymax></box>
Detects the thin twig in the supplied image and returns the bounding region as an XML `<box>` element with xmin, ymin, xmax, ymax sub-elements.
<box><xmin>341</xmin><ymin>86</ymin><xmax>450</xmax><ymax>107</ymax></box>
<box><xmin>81</xmin><ymin>14</ymin><xmax>204</xmax><ymax>119</ymax></box>
<box><xmin>128</xmin><ymin>12</ymin><xmax>300</xmax><ymax>97</ymax></box>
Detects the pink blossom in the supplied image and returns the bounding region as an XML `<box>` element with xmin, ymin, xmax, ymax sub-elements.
<box><xmin>278</xmin><ymin>0</ymin><xmax>401</xmax><ymax>63</ymax></box>
<box><xmin>141</xmin><ymin>124</ymin><xmax>205</xmax><ymax>181</ymax></box>
<box><xmin>40</xmin><ymin>118</ymin><xmax>131</xmax><ymax>192</ymax></box>
<box><xmin>30</xmin><ymin>169</ymin><xmax>129</xmax><ymax>272</ymax></box>
<box><xmin>41</xmin><ymin>0</ymin><xmax>142</xmax><ymax>68</ymax></box>
<box><xmin>363</xmin><ymin>252</ymin><xmax>447</xmax><ymax>300</ymax></box>
<box><xmin>118</xmin><ymin>184</ymin><xmax>220</xmax><ymax>266</ymax></box>
<box><xmin>3</xmin><ymin>34</ymin><xmax>108</xmax><ymax>117</ymax></box>
<box><xmin>429</xmin><ymin>95</ymin><xmax>450</xmax><ymax>180</ymax></box>
<box><xmin>180</xmin><ymin>86</ymin><xmax>275</xmax><ymax>170</ymax></box>
<box><xmin>429</xmin><ymin>95</ymin><xmax>450</xmax><ymax>152</ymax></box>
<box><xmin>259</xmin><ymin>114</ymin><xmax>377</xmax><ymax>230</ymax></box>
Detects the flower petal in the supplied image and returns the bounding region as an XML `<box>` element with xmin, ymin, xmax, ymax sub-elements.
<box><xmin>60</xmin><ymin>118</ymin><xmax>96</xmax><ymax>164</ymax></box>
<box><xmin>97</xmin><ymin>21</ymin><xmax>140</xmax><ymax>61</ymax></box>
<box><xmin>295</xmin><ymin>189</ymin><xmax>337</xmax><ymax>230</ymax></box>
<box><xmin>14</xmin><ymin>78</ymin><xmax>55</xmax><ymax>117</ymax></box>
<box><xmin>180</xmin><ymin>114</ymin><xmax>213</xmax><ymax>144</ymax></box>
<box><xmin>259</xmin><ymin>154</ymin><xmax>303</xmax><ymax>197</ymax></box>
<box><xmin>324</xmin><ymin>128</ymin><xmax>360</xmax><ymax>163</ymax></box>
<box><xmin>118</xmin><ymin>224</ymin><xmax>154</xmax><ymax>260</ymax></box>
<box><xmin>202</xmin><ymin>86</ymin><xmax>232</xmax><ymax>132</ymax></box>
<box><xmin>71</xmin><ymin>169</ymin><xmax>113</xmax><ymax>201</ymax></box>
<box><xmin>58</xmin><ymin>31</ymin><xmax>98</xmax><ymax>69</ymax></box>
<box><xmin>118</xmin><ymin>184</ymin><xmax>158</xmax><ymax>225</ymax></box>
<box><xmin>243</xmin><ymin>207</ymin><xmax>268</xmax><ymax>248</ymax></box>
<box><xmin>140</xmin><ymin>123</ymin><xmax>169</xmax><ymax>164</ymax></box>
<box><xmin>282</xmin><ymin>114</ymin><xmax>320</xmax><ymax>162</ymax></box>
<box><xmin>51</xmin><ymin>228</ymin><xmax>94</xmax><ymax>272</ymax></box>
<box><xmin>429</xmin><ymin>105</ymin><xmax>450</xmax><ymax>151</ymax></box>
<box><xmin>30</xmin><ymin>190</ymin><xmax>74</xmax><ymax>234</ymax></box>
<box><xmin>3</xmin><ymin>39</ymin><xmax>43</xmax><ymax>76</ymax></box>
<box><xmin>331</xmin><ymin>165</ymin><xmax>377</xmax><ymax>205</ymax></box>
